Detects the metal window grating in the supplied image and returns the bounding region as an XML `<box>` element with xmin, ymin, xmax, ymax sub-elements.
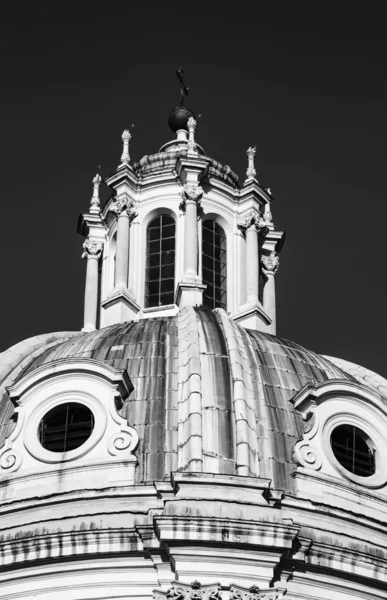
<box><xmin>331</xmin><ymin>424</ymin><xmax>375</xmax><ymax>477</ymax></box>
<box><xmin>202</xmin><ymin>220</ymin><xmax>227</xmax><ymax>310</ymax></box>
<box><xmin>145</xmin><ymin>215</ymin><xmax>176</xmax><ymax>308</ymax></box>
<box><xmin>39</xmin><ymin>402</ymin><xmax>94</xmax><ymax>453</ymax></box>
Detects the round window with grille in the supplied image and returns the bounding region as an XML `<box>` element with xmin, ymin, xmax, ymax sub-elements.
<box><xmin>39</xmin><ymin>402</ymin><xmax>95</xmax><ymax>453</ymax></box>
<box><xmin>330</xmin><ymin>424</ymin><xmax>375</xmax><ymax>478</ymax></box>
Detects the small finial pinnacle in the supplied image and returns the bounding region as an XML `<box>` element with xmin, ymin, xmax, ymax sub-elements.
<box><xmin>119</xmin><ymin>129</ymin><xmax>132</xmax><ymax>167</ymax></box>
<box><xmin>246</xmin><ymin>145</ymin><xmax>257</xmax><ymax>181</ymax></box>
<box><xmin>187</xmin><ymin>116</ymin><xmax>198</xmax><ymax>155</ymax></box>
<box><xmin>90</xmin><ymin>173</ymin><xmax>102</xmax><ymax>213</ymax></box>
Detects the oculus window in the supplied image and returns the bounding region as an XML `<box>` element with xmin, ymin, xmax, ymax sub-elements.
<box><xmin>202</xmin><ymin>220</ymin><xmax>227</xmax><ymax>310</ymax></box>
<box><xmin>39</xmin><ymin>402</ymin><xmax>95</xmax><ymax>453</ymax></box>
<box><xmin>331</xmin><ymin>424</ymin><xmax>375</xmax><ymax>477</ymax></box>
<box><xmin>145</xmin><ymin>215</ymin><xmax>176</xmax><ymax>307</ymax></box>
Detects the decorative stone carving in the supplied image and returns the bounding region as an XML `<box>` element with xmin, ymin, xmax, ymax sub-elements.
<box><xmin>0</xmin><ymin>447</ymin><xmax>22</xmax><ymax>473</ymax></box>
<box><xmin>230</xmin><ymin>584</ymin><xmax>281</xmax><ymax>600</ymax></box>
<box><xmin>154</xmin><ymin>581</ymin><xmax>221</xmax><ymax>600</ymax></box>
<box><xmin>82</xmin><ymin>239</ymin><xmax>103</xmax><ymax>259</ymax></box>
<box><xmin>246</xmin><ymin>145</ymin><xmax>257</xmax><ymax>179</ymax></box>
<box><xmin>237</xmin><ymin>209</ymin><xmax>265</xmax><ymax>234</ymax></box>
<box><xmin>294</xmin><ymin>441</ymin><xmax>322</xmax><ymax>470</ymax></box>
<box><xmin>263</xmin><ymin>203</ymin><xmax>273</xmax><ymax>225</ymax></box>
<box><xmin>107</xmin><ymin>428</ymin><xmax>139</xmax><ymax>457</ymax></box>
<box><xmin>187</xmin><ymin>116</ymin><xmax>197</xmax><ymax>154</ymax></box>
<box><xmin>261</xmin><ymin>252</ymin><xmax>279</xmax><ymax>276</ymax></box>
<box><xmin>120</xmin><ymin>129</ymin><xmax>131</xmax><ymax>165</ymax></box>
<box><xmin>180</xmin><ymin>183</ymin><xmax>203</xmax><ymax>208</ymax></box>
<box><xmin>90</xmin><ymin>173</ymin><xmax>102</xmax><ymax>211</ymax></box>
<box><xmin>109</xmin><ymin>196</ymin><xmax>137</xmax><ymax>221</ymax></box>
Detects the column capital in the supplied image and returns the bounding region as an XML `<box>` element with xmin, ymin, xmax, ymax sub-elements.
<box><xmin>237</xmin><ymin>209</ymin><xmax>265</xmax><ymax>234</ymax></box>
<box><xmin>109</xmin><ymin>197</ymin><xmax>137</xmax><ymax>221</ymax></box>
<box><xmin>262</xmin><ymin>252</ymin><xmax>280</xmax><ymax>275</ymax></box>
<box><xmin>82</xmin><ymin>239</ymin><xmax>103</xmax><ymax>260</ymax></box>
<box><xmin>180</xmin><ymin>183</ymin><xmax>203</xmax><ymax>209</ymax></box>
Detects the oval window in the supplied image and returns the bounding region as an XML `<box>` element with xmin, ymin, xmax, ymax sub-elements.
<box><xmin>331</xmin><ymin>424</ymin><xmax>375</xmax><ymax>477</ymax></box>
<box><xmin>39</xmin><ymin>402</ymin><xmax>95</xmax><ymax>453</ymax></box>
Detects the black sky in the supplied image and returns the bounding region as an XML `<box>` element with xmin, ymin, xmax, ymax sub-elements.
<box><xmin>1</xmin><ymin>4</ymin><xmax>386</xmax><ymax>377</ymax></box>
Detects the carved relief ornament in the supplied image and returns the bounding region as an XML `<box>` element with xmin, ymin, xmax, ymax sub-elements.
<box><xmin>109</xmin><ymin>196</ymin><xmax>138</xmax><ymax>220</ymax></box>
<box><xmin>82</xmin><ymin>239</ymin><xmax>104</xmax><ymax>259</ymax></box>
<box><xmin>237</xmin><ymin>209</ymin><xmax>265</xmax><ymax>234</ymax></box>
<box><xmin>154</xmin><ymin>583</ymin><xmax>281</xmax><ymax>600</ymax></box>
<box><xmin>230</xmin><ymin>584</ymin><xmax>281</xmax><ymax>600</ymax></box>
<box><xmin>154</xmin><ymin>581</ymin><xmax>221</xmax><ymax>600</ymax></box>
<box><xmin>180</xmin><ymin>183</ymin><xmax>203</xmax><ymax>207</ymax></box>
<box><xmin>261</xmin><ymin>253</ymin><xmax>279</xmax><ymax>275</ymax></box>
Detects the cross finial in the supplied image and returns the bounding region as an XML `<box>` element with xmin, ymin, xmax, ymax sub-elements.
<box><xmin>176</xmin><ymin>67</ymin><xmax>189</xmax><ymax>106</ymax></box>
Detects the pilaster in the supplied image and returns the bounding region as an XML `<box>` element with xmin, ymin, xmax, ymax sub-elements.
<box><xmin>232</xmin><ymin>209</ymin><xmax>271</xmax><ymax>332</ymax></box>
<box><xmin>175</xmin><ymin>155</ymin><xmax>208</xmax><ymax>308</ymax></box>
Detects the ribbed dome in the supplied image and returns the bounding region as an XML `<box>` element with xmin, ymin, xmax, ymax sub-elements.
<box><xmin>0</xmin><ymin>308</ymin><xmax>357</xmax><ymax>492</ymax></box>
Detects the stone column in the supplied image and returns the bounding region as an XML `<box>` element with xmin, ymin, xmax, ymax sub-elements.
<box><xmin>238</xmin><ymin>209</ymin><xmax>266</xmax><ymax>305</ymax></box>
<box><xmin>82</xmin><ymin>239</ymin><xmax>103</xmax><ymax>332</ymax></box>
<box><xmin>262</xmin><ymin>252</ymin><xmax>280</xmax><ymax>334</ymax></box>
<box><xmin>109</xmin><ymin>197</ymin><xmax>137</xmax><ymax>289</ymax></box>
<box><xmin>181</xmin><ymin>183</ymin><xmax>203</xmax><ymax>279</ymax></box>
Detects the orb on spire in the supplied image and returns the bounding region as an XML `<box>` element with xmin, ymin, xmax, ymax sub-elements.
<box><xmin>168</xmin><ymin>67</ymin><xmax>196</xmax><ymax>134</ymax></box>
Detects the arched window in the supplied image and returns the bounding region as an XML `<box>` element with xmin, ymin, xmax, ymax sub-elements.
<box><xmin>202</xmin><ymin>220</ymin><xmax>227</xmax><ymax>310</ymax></box>
<box><xmin>145</xmin><ymin>215</ymin><xmax>176</xmax><ymax>307</ymax></box>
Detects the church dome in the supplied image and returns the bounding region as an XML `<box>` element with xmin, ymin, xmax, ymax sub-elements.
<box><xmin>1</xmin><ymin>307</ymin><xmax>359</xmax><ymax>490</ymax></box>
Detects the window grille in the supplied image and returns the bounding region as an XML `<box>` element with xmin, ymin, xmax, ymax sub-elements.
<box><xmin>202</xmin><ymin>220</ymin><xmax>227</xmax><ymax>310</ymax></box>
<box><xmin>145</xmin><ymin>215</ymin><xmax>176</xmax><ymax>307</ymax></box>
<box><xmin>39</xmin><ymin>402</ymin><xmax>94</xmax><ymax>453</ymax></box>
<box><xmin>331</xmin><ymin>424</ymin><xmax>375</xmax><ymax>477</ymax></box>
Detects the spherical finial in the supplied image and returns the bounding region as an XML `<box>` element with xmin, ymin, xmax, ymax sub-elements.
<box><xmin>168</xmin><ymin>105</ymin><xmax>196</xmax><ymax>133</ymax></box>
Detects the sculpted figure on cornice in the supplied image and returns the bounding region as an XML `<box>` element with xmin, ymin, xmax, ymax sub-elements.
<box><xmin>82</xmin><ymin>239</ymin><xmax>103</xmax><ymax>259</ymax></box>
<box><xmin>237</xmin><ymin>209</ymin><xmax>265</xmax><ymax>234</ymax></box>
<box><xmin>261</xmin><ymin>252</ymin><xmax>280</xmax><ymax>275</ymax></box>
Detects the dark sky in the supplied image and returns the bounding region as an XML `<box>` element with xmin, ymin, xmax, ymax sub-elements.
<box><xmin>1</xmin><ymin>4</ymin><xmax>386</xmax><ymax>378</ymax></box>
